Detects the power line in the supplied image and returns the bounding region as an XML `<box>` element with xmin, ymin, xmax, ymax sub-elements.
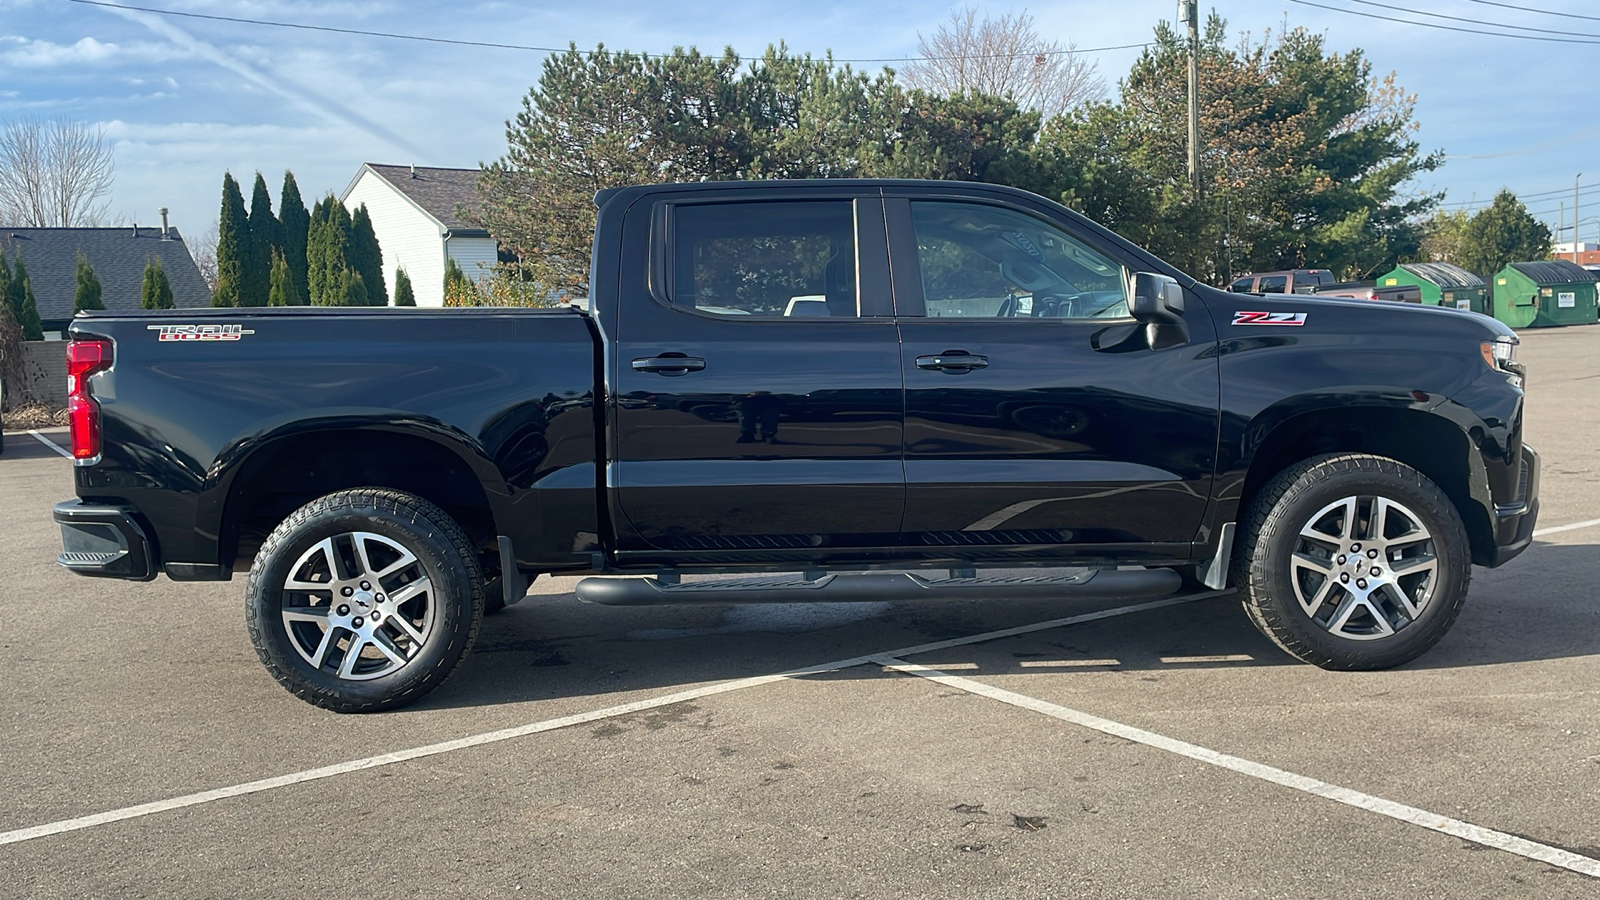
<box><xmin>1287</xmin><ymin>0</ymin><xmax>1600</xmax><ymax>44</ymax></box>
<box><xmin>67</xmin><ymin>0</ymin><xmax>1153</xmax><ymax>63</ymax></box>
<box><xmin>1342</xmin><ymin>0</ymin><xmax>1600</xmax><ymax>39</ymax></box>
<box><xmin>1463</xmin><ymin>0</ymin><xmax>1600</xmax><ymax>25</ymax></box>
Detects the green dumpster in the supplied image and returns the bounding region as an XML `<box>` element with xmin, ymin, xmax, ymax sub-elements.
<box><xmin>1376</xmin><ymin>263</ymin><xmax>1488</xmax><ymax>314</ymax></box>
<box><xmin>1490</xmin><ymin>260</ymin><xmax>1599</xmax><ymax>328</ymax></box>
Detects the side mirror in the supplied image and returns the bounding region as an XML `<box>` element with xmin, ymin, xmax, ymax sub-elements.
<box><xmin>1131</xmin><ymin>272</ymin><xmax>1184</xmax><ymax>323</ymax></box>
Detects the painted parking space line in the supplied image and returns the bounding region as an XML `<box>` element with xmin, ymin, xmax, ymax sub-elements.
<box><xmin>873</xmin><ymin>657</ymin><xmax>1600</xmax><ymax>881</ymax></box>
<box><xmin>26</xmin><ymin>430</ymin><xmax>72</xmax><ymax>459</ymax></box>
<box><xmin>1533</xmin><ymin>517</ymin><xmax>1600</xmax><ymax>538</ymax></box>
<box><xmin>0</xmin><ymin>591</ymin><xmax>1224</xmax><ymax>848</ymax></box>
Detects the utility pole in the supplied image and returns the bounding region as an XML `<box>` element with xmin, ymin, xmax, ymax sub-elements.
<box><xmin>1181</xmin><ymin>0</ymin><xmax>1200</xmax><ymax>197</ymax></box>
<box><xmin>1576</xmin><ymin>173</ymin><xmax>1583</xmax><ymax>263</ymax></box>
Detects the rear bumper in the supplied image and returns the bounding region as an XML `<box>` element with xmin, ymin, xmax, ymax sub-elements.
<box><xmin>54</xmin><ymin>500</ymin><xmax>157</xmax><ymax>581</ymax></box>
<box><xmin>1488</xmin><ymin>446</ymin><xmax>1540</xmax><ymax>568</ymax></box>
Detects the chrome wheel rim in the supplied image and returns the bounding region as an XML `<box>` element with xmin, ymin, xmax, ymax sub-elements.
<box><xmin>279</xmin><ymin>532</ymin><xmax>438</xmax><ymax>680</ymax></box>
<box><xmin>1290</xmin><ymin>495</ymin><xmax>1439</xmax><ymax>641</ymax></box>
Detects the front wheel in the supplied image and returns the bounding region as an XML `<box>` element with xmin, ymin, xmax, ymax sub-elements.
<box><xmin>244</xmin><ymin>489</ymin><xmax>485</xmax><ymax>712</ymax></box>
<box><xmin>1234</xmin><ymin>454</ymin><xmax>1471</xmax><ymax>670</ymax></box>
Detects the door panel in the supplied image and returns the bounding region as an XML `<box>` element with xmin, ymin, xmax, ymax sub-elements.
<box><xmin>611</xmin><ymin>196</ymin><xmax>905</xmax><ymax>554</ymax></box>
<box><xmin>891</xmin><ymin>197</ymin><xmax>1220</xmax><ymax>555</ymax></box>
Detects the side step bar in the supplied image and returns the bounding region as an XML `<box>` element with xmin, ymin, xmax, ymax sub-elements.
<box><xmin>574</xmin><ymin>568</ymin><xmax>1181</xmax><ymax>607</ymax></box>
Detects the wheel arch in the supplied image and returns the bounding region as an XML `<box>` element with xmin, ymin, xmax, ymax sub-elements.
<box><xmin>211</xmin><ymin>422</ymin><xmax>512</xmax><ymax>573</ymax></box>
<box><xmin>1238</xmin><ymin>406</ymin><xmax>1497</xmax><ymax>567</ymax></box>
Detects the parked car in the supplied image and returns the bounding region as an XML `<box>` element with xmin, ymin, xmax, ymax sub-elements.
<box><xmin>53</xmin><ymin>179</ymin><xmax>1539</xmax><ymax>712</ymax></box>
<box><xmin>1228</xmin><ymin>269</ymin><xmax>1335</xmax><ymax>294</ymax></box>
<box><xmin>1312</xmin><ymin>281</ymin><xmax>1423</xmax><ymax>303</ymax></box>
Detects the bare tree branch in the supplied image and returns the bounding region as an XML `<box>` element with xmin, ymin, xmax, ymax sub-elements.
<box><xmin>902</xmin><ymin>5</ymin><xmax>1105</xmax><ymax>120</ymax></box>
<box><xmin>0</xmin><ymin>117</ymin><xmax>116</xmax><ymax>227</ymax></box>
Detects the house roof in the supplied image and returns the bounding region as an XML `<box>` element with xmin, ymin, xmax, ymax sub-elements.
<box><xmin>0</xmin><ymin>226</ymin><xmax>210</xmax><ymax>324</ymax></box>
<box><xmin>347</xmin><ymin>164</ymin><xmax>485</xmax><ymax>232</ymax></box>
<box><xmin>1507</xmin><ymin>259</ymin><xmax>1600</xmax><ymax>285</ymax></box>
<box><xmin>1396</xmin><ymin>262</ymin><xmax>1485</xmax><ymax>289</ymax></box>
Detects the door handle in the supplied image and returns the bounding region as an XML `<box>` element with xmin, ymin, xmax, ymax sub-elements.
<box><xmin>632</xmin><ymin>355</ymin><xmax>707</xmax><ymax>375</ymax></box>
<box><xmin>915</xmin><ymin>353</ymin><xmax>989</xmax><ymax>373</ymax></box>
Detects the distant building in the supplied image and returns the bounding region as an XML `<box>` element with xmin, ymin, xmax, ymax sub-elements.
<box><xmin>0</xmin><ymin>220</ymin><xmax>210</xmax><ymax>337</ymax></box>
<box><xmin>339</xmin><ymin>164</ymin><xmax>498</xmax><ymax>307</ymax></box>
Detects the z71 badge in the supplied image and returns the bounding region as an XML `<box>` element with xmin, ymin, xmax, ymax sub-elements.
<box><xmin>147</xmin><ymin>324</ymin><xmax>255</xmax><ymax>342</ymax></box>
<box><xmin>1232</xmin><ymin>311</ymin><xmax>1308</xmax><ymax>326</ymax></box>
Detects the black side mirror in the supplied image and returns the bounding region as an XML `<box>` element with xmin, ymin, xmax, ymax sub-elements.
<box><xmin>1131</xmin><ymin>272</ymin><xmax>1185</xmax><ymax>324</ymax></box>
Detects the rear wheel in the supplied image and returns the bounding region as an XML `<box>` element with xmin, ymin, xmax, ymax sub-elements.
<box><xmin>1234</xmin><ymin>454</ymin><xmax>1471</xmax><ymax>670</ymax></box>
<box><xmin>245</xmin><ymin>489</ymin><xmax>484</xmax><ymax>712</ymax></box>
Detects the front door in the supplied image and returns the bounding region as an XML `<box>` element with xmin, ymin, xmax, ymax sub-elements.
<box><xmin>610</xmin><ymin>194</ymin><xmax>904</xmax><ymax>558</ymax></box>
<box><xmin>889</xmin><ymin>196</ymin><xmax>1220</xmax><ymax>561</ymax></box>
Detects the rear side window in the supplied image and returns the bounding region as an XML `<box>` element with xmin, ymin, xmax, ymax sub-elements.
<box><xmin>1257</xmin><ymin>275</ymin><xmax>1288</xmax><ymax>293</ymax></box>
<box><xmin>669</xmin><ymin>201</ymin><xmax>858</xmax><ymax>318</ymax></box>
<box><xmin>1230</xmin><ymin>278</ymin><xmax>1255</xmax><ymax>293</ymax></box>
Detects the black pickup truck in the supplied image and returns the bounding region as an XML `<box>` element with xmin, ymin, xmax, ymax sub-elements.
<box><xmin>53</xmin><ymin>179</ymin><xmax>1538</xmax><ymax>712</ymax></box>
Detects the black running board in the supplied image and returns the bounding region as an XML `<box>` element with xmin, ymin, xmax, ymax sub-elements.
<box><xmin>573</xmin><ymin>568</ymin><xmax>1181</xmax><ymax>607</ymax></box>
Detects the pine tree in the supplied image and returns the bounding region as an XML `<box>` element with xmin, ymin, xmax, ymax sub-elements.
<box><xmin>349</xmin><ymin>204</ymin><xmax>388</xmax><ymax>305</ymax></box>
<box><xmin>393</xmin><ymin>268</ymin><xmax>416</xmax><ymax>306</ymax></box>
<box><xmin>73</xmin><ymin>252</ymin><xmax>105</xmax><ymax>313</ymax></box>
<box><xmin>306</xmin><ymin>196</ymin><xmax>355</xmax><ymax>306</ymax></box>
<box><xmin>267</xmin><ymin>249</ymin><xmax>294</xmax><ymax>307</ymax></box>
<box><xmin>213</xmin><ymin>172</ymin><xmax>248</xmax><ymax>307</ymax></box>
<box><xmin>278</xmin><ymin>171</ymin><xmax>310</xmax><ymax>307</ymax></box>
<box><xmin>339</xmin><ymin>268</ymin><xmax>369</xmax><ymax>307</ymax></box>
<box><xmin>9</xmin><ymin>253</ymin><xmax>44</xmax><ymax>340</ymax></box>
<box><xmin>141</xmin><ymin>258</ymin><xmax>175</xmax><ymax>309</ymax></box>
<box><xmin>242</xmin><ymin>172</ymin><xmax>276</xmax><ymax>307</ymax></box>
<box><xmin>0</xmin><ymin>255</ymin><xmax>20</xmax><ymax>395</ymax></box>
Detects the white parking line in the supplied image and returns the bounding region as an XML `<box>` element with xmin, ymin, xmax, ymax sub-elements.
<box><xmin>0</xmin><ymin>592</ymin><xmax>1222</xmax><ymax>848</ymax></box>
<box><xmin>27</xmin><ymin>430</ymin><xmax>72</xmax><ymax>459</ymax></box>
<box><xmin>874</xmin><ymin>657</ymin><xmax>1600</xmax><ymax>880</ymax></box>
<box><xmin>1533</xmin><ymin>517</ymin><xmax>1600</xmax><ymax>538</ymax></box>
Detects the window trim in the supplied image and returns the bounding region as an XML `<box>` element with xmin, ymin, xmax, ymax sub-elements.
<box><xmin>886</xmin><ymin>196</ymin><xmax>1137</xmax><ymax>323</ymax></box>
<box><xmin>645</xmin><ymin>195</ymin><xmax>891</xmax><ymax>322</ymax></box>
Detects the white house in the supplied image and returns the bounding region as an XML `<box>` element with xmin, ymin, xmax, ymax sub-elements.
<box><xmin>339</xmin><ymin>163</ymin><xmax>498</xmax><ymax>307</ymax></box>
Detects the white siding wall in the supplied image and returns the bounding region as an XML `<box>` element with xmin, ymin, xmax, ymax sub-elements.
<box><xmin>342</xmin><ymin>170</ymin><xmax>447</xmax><ymax>307</ymax></box>
<box><xmin>447</xmin><ymin>237</ymin><xmax>499</xmax><ymax>287</ymax></box>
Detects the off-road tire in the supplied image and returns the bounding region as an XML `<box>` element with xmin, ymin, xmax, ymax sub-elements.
<box><xmin>245</xmin><ymin>488</ymin><xmax>484</xmax><ymax>712</ymax></box>
<box><xmin>1233</xmin><ymin>453</ymin><xmax>1471</xmax><ymax>670</ymax></box>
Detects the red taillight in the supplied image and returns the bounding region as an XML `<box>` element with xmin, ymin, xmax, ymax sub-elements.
<box><xmin>67</xmin><ymin>337</ymin><xmax>112</xmax><ymax>461</ymax></box>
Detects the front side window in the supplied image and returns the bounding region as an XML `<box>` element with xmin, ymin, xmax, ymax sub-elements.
<box><xmin>910</xmin><ymin>201</ymin><xmax>1128</xmax><ymax>320</ymax></box>
<box><xmin>669</xmin><ymin>201</ymin><xmax>857</xmax><ymax>318</ymax></box>
<box><xmin>1257</xmin><ymin>275</ymin><xmax>1288</xmax><ymax>294</ymax></box>
<box><xmin>1230</xmin><ymin>277</ymin><xmax>1255</xmax><ymax>293</ymax></box>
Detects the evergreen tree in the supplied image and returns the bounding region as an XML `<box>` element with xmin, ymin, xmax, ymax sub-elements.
<box><xmin>140</xmin><ymin>258</ymin><xmax>175</xmax><ymax>309</ymax></box>
<box><xmin>213</xmin><ymin>172</ymin><xmax>248</xmax><ymax>307</ymax></box>
<box><xmin>349</xmin><ymin>204</ymin><xmax>388</xmax><ymax>305</ymax></box>
<box><xmin>267</xmin><ymin>249</ymin><xmax>294</xmax><ymax>307</ymax></box>
<box><xmin>442</xmin><ymin>256</ymin><xmax>477</xmax><ymax>306</ymax></box>
<box><xmin>307</xmin><ymin>195</ymin><xmax>355</xmax><ymax>306</ymax></box>
<box><xmin>73</xmin><ymin>252</ymin><xmax>105</xmax><ymax>313</ymax></box>
<box><xmin>242</xmin><ymin>172</ymin><xmax>276</xmax><ymax>307</ymax></box>
<box><xmin>1460</xmin><ymin>190</ymin><xmax>1553</xmax><ymax>277</ymax></box>
<box><xmin>278</xmin><ymin>171</ymin><xmax>310</xmax><ymax>307</ymax></box>
<box><xmin>0</xmin><ymin>255</ymin><xmax>20</xmax><ymax>394</ymax></box>
<box><xmin>338</xmin><ymin>268</ymin><xmax>369</xmax><ymax>307</ymax></box>
<box><xmin>393</xmin><ymin>268</ymin><xmax>416</xmax><ymax>306</ymax></box>
<box><xmin>8</xmin><ymin>253</ymin><xmax>44</xmax><ymax>340</ymax></box>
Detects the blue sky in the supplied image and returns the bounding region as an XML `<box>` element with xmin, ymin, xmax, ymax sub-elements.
<box><xmin>1</xmin><ymin>0</ymin><xmax>1596</xmax><ymax>246</ymax></box>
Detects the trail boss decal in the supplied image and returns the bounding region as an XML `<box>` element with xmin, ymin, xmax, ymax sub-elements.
<box><xmin>147</xmin><ymin>324</ymin><xmax>255</xmax><ymax>342</ymax></box>
<box><xmin>1232</xmin><ymin>311</ymin><xmax>1308</xmax><ymax>327</ymax></box>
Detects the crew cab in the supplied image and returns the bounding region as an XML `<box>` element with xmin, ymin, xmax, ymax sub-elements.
<box><xmin>53</xmin><ymin>180</ymin><xmax>1539</xmax><ymax>712</ymax></box>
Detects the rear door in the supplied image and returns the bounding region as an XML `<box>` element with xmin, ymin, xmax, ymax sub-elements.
<box><xmin>609</xmin><ymin>191</ymin><xmax>905</xmax><ymax>558</ymax></box>
<box><xmin>888</xmin><ymin>194</ymin><xmax>1220</xmax><ymax>561</ymax></box>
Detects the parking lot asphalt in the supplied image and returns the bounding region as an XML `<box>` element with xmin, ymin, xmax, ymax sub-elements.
<box><xmin>2</xmin><ymin>326</ymin><xmax>1599</xmax><ymax>898</ymax></box>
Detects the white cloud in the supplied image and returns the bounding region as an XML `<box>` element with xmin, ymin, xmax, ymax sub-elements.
<box><xmin>0</xmin><ymin>35</ymin><xmax>189</xmax><ymax>68</ymax></box>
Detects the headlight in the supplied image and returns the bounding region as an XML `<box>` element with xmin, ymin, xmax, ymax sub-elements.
<box><xmin>1480</xmin><ymin>335</ymin><xmax>1522</xmax><ymax>385</ymax></box>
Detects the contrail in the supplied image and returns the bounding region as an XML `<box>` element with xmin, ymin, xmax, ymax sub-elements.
<box><xmin>90</xmin><ymin>2</ymin><xmax>430</xmax><ymax>160</ymax></box>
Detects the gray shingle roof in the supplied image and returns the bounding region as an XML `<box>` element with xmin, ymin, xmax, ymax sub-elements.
<box><xmin>1508</xmin><ymin>259</ymin><xmax>1600</xmax><ymax>286</ymax></box>
<box><xmin>360</xmin><ymin>164</ymin><xmax>483</xmax><ymax>231</ymax></box>
<box><xmin>1396</xmin><ymin>262</ymin><xmax>1484</xmax><ymax>289</ymax></box>
<box><xmin>0</xmin><ymin>226</ymin><xmax>210</xmax><ymax>325</ymax></box>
